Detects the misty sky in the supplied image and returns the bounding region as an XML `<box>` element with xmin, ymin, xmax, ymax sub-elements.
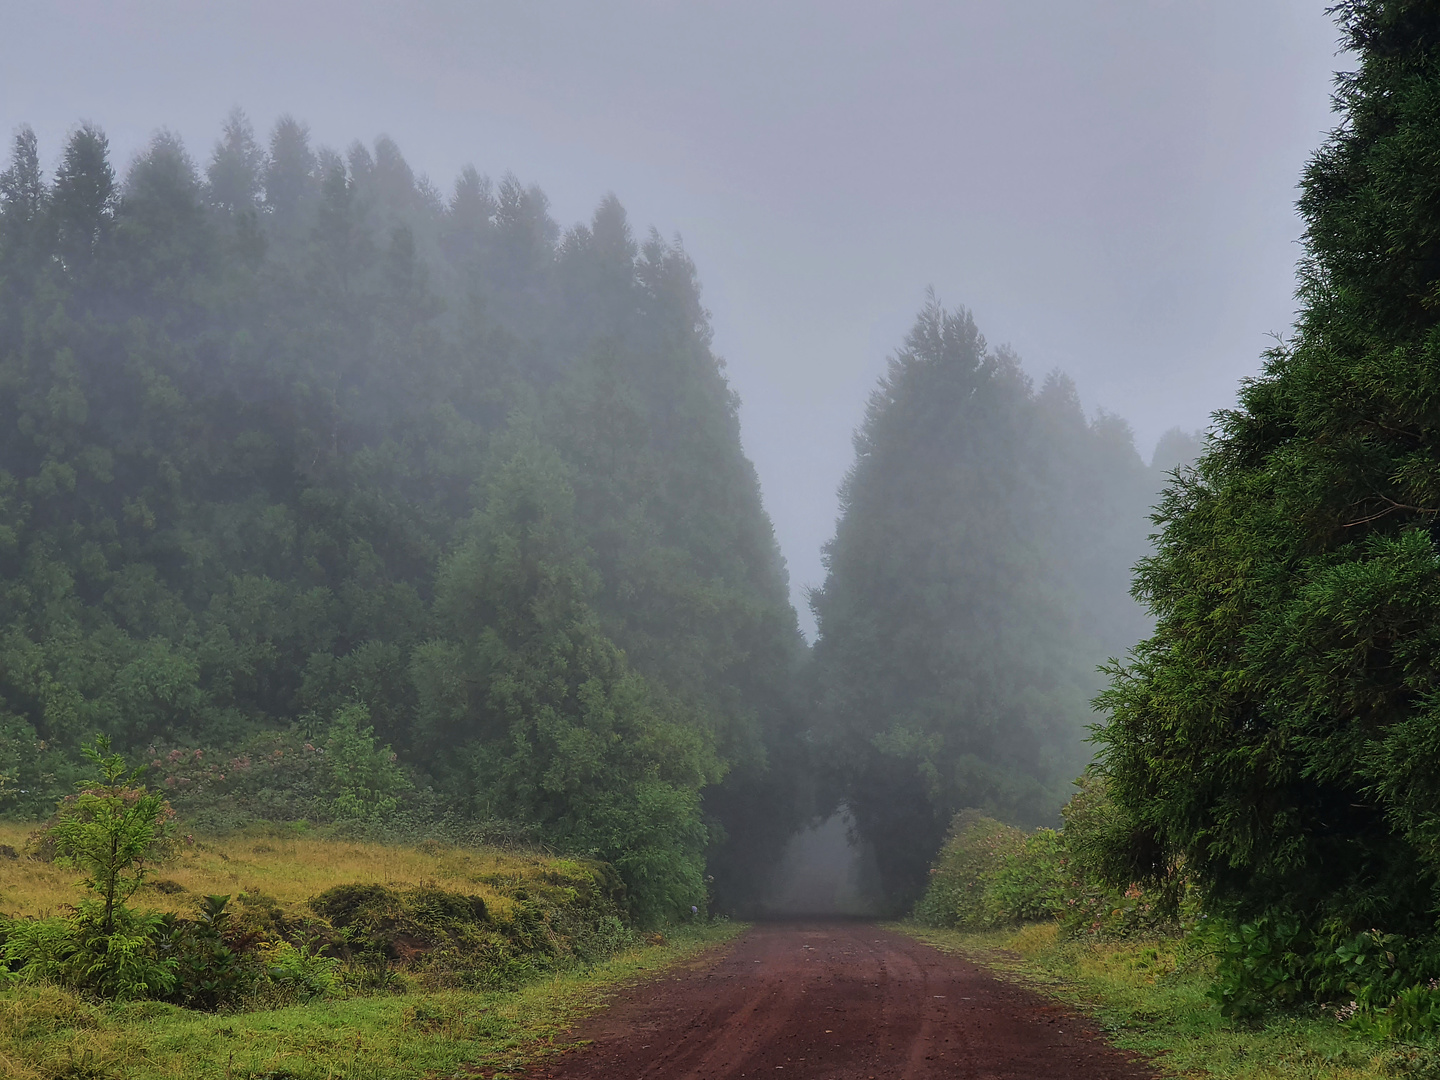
<box><xmin>2</xmin><ymin>1</ymin><xmax>1344</xmax><ymax>635</ymax></box>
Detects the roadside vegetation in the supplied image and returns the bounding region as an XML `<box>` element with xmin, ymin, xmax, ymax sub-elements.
<box><xmin>1</xmin><ymin>921</ymin><xmax>737</xmax><ymax>1080</ymax></box>
<box><xmin>907</xmin><ymin>6</ymin><xmax>1440</xmax><ymax>1071</ymax></box>
<box><xmin>0</xmin><ymin>746</ymin><xmax>739</xmax><ymax>1078</ymax></box>
<box><xmin>909</xmin><ymin>774</ymin><xmax>1440</xmax><ymax>1075</ymax></box>
<box><xmin>907</xmin><ymin>925</ymin><xmax>1409</xmax><ymax>1080</ymax></box>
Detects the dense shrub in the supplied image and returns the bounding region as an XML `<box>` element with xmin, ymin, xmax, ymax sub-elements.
<box><xmin>914</xmin><ymin>812</ymin><xmax>1064</xmax><ymax>929</ymax></box>
<box><xmin>145</xmin><ymin>713</ymin><xmax>410</xmax><ymax>833</ymax></box>
<box><xmin>1</xmin><ymin>906</ymin><xmax>177</xmax><ymax>1001</ymax></box>
<box><xmin>1057</xmin><ymin>774</ymin><xmax>1193</xmax><ymax>939</ymax></box>
<box><xmin>160</xmin><ymin>894</ymin><xmax>263</xmax><ymax>1010</ymax></box>
<box><xmin>915</xmin><ymin>780</ymin><xmax>1190</xmax><ymax>936</ymax></box>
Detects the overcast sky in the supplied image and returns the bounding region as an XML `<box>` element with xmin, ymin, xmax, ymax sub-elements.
<box><xmin>2</xmin><ymin>1</ymin><xmax>1345</xmax><ymax>635</ymax></box>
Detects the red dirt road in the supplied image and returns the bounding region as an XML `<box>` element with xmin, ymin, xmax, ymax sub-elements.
<box><xmin>527</xmin><ymin>921</ymin><xmax>1154</xmax><ymax>1079</ymax></box>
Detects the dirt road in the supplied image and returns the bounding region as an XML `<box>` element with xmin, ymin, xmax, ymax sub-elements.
<box><xmin>526</xmin><ymin>921</ymin><xmax>1153</xmax><ymax>1079</ymax></box>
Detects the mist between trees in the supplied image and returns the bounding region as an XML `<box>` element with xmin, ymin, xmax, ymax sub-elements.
<box><xmin>0</xmin><ymin>109</ymin><xmax>1195</xmax><ymax>921</ymax></box>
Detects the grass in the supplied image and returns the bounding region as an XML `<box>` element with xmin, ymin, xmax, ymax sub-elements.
<box><xmin>0</xmin><ymin>823</ymin><xmax>745</xmax><ymax>1078</ymax></box>
<box><xmin>0</xmin><ymin>821</ymin><xmax>575</xmax><ymax>923</ymax></box>
<box><xmin>899</xmin><ymin>922</ymin><xmax>1428</xmax><ymax>1080</ymax></box>
<box><xmin>0</xmin><ymin>919</ymin><xmax>742</xmax><ymax>1080</ymax></box>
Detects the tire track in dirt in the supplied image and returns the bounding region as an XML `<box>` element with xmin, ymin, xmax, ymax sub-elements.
<box><xmin>523</xmin><ymin>921</ymin><xmax>1154</xmax><ymax>1079</ymax></box>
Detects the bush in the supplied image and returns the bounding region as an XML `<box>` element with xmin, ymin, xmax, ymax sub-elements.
<box><xmin>2</xmin><ymin>905</ymin><xmax>177</xmax><ymax>1001</ymax></box>
<box><xmin>160</xmin><ymin>894</ymin><xmax>263</xmax><ymax>1010</ymax></box>
<box><xmin>263</xmin><ymin>936</ymin><xmax>343</xmax><ymax>1002</ymax></box>
<box><xmin>914</xmin><ymin>812</ymin><xmax>1062</xmax><ymax>929</ymax></box>
<box><xmin>1180</xmin><ymin>911</ymin><xmax>1440</xmax><ymax>1031</ymax></box>
<box><xmin>986</xmin><ymin>829</ymin><xmax>1066</xmax><ymax>923</ymax></box>
<box><xmin>915</xmin><ymin>780</ymin><xmax>1194</xmax><ymax>938</ymax></box>
<box><xmin>1205</xmin><ymin>913</ymin><xmax>1312</xmax><ymax>1023</ymax></box>
<box><xmin>319</xmin><ymin>703</ymin><xmax>412</xmax><ymax>824</ymax></box>
<box><xmin>1057</xmin><ymin>774</ymin><xmax>1193</xmax><ymax>939</ymax></box>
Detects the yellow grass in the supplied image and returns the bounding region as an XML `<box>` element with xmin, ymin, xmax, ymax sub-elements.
<box><xmin>0</xmin><ymin>821</ymin><xmax>569</xmax><ymax>921</ymax></box>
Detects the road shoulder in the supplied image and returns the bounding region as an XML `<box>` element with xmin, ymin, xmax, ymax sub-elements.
<box><xmin>897</xmin><ymin>922</ymin><xmax>1402</xmax><ymax>1080</ymax></box>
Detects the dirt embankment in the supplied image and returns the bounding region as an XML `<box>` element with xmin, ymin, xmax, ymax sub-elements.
<box><xmin>525</xmin><ymin>920</ymin><xmax>1154</xmax><ymax>1079</ymax></box>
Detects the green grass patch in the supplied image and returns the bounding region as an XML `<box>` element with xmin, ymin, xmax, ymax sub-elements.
<box><xmin>0</xmin><ymin>919</ymin><xmax>742</xmax><ymax>1080</ymax></box>
<box><xmin>898</xmin><ymin>922</ymin><xmax>1434</xmax><ymax>1080</ymax></box>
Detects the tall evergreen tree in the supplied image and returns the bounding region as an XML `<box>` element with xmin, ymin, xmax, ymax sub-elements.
<box><xmin>51</xmin><ymin>124</ymin><xmax>115</xmax><ymax>274</ymax></box>
<box><xmin>1097</xmin><ymin>0</ymin><xmax>1440</xmax><ymax>943</ymax></box>
<box><xmin>0</xmin><ymin>126</ymin><xmax>47</xmax><ymax>257</ymax></box>
<box><xmin>811</xmin><ymin>298</ymin><xmax>1154</xmax><ymax>905</ymax></box>
<box><xmin>206</xmin><ymin>108</ymin><xmax>265</xmax><ymax>216</ymax></box>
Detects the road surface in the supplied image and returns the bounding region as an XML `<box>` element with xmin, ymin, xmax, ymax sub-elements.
<box><xmin>525</xmin><ymin>920</ymin><xmax>1153</xmax><ymax>1079</ymax></box>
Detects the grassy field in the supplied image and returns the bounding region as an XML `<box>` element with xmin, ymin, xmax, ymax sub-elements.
<box><xmin>0</xmin><ymin>824</ymin><xmax>745</xmax><ymax>1079</ymax></box>
<box><xmin>0</xmin><ymin>821</ymin><xmax>575</xmax><ymax>923</ymax></box>
<box><xmin>901</xmin><ymin>923</ymin><xmax>1430</xmax><ymax>1080</ymax></box>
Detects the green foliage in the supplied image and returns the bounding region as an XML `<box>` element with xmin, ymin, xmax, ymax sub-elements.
<box><xmin>160</xmin><ymin>894</ymin><xmax>262</xmax><ymax>1011</ymax></box>
<box><xmin>50</xmin><ymin>737</ymin><xmax>175</xmax><ymax>935</ymax></box>
<box><xmin>263</xmin><ymin>936</ymin><xmax>342</xmax><ymax>1002</ymax></box>
<box><xmin>1091</xmin><ymin>0</ymin><xmax>1440</xmax><ymax>1017</ymax></box>
<box><xmin>1377</xmin><ymin>984</ymin><xmax>1440</xmax><ymax>1043</ymax></box>
<box><xmin>0</xmin><ymin>111</ymin><xmax>803</xmax><ymax>908</ymax></box>
<box><xmin>916</xmin><ymin>781</ymin><xmax>1193</xmax><ymax>939</ymax></box>
<box><xmin>986</xmin><ymin>829</ymin><xmax>1066</xmax><ymax>923</ymax></box>
<box><xmin>0</xmin><ymin>922</ymin><xmax>743</xmax><ymax>1080</ymax></box>
<box><xmin>2</xmin><ymin>906</ymin><xmax>177</xmax><ymax>1001</ymax></box>
<box><xmin>427</xmin><ymin>443</ymin><xmax>721</xmax><ymax>922</ymax></box>
<box><xmin>913</xmin><ymin>812</ymin><xmax>1063</xmax><ymax>929</ymax></box>
<box><xmin>809</xmin><ymin>298</ymin><xmax>1171</xmax><ymax>904</ymax></box>
<box><xmin>319</xmin><ymin>703</ymin><xmax>411</xmax><ymax>823</ymax></box>
<box><xmin>1205</xmin><ymin>915</ymin><xmax>1311</xmax><ymax>1023</ymax></box>
<box><xmin>1057</xmin><ymin>773</ymin><xmax>1193</xmax><ymax>939</ymax></box>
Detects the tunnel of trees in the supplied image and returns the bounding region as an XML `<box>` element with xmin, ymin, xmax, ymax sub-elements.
<box><xmin>0</xmin><ymin>110</ymin><xmax>1191</xmax><ymax>919</ymax></box>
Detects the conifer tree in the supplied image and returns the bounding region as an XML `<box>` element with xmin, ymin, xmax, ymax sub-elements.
<box><xmin>811</xmin><ymin>298</ymin><xmax>1152</xmax><ymax>904</ymax></box>
<box><xmin>1097</xmin><ymin>0</ymin><xmax>1440</xmax><ymax>944</ymax></box>
<box><xmin>51</xmin><ymin>124</ymin><xmax>115</xmax><ymax>273</ymax></box>
<box><xmin>206</xmin><ymin>108</ymin><xmax>265</xmax><ymax>215</ymax></box>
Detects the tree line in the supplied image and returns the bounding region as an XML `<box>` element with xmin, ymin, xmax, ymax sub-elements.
<box><xmin>0</xmin><ymin>112</ymin><xmax>804</xmax><ymax>922</ymax></box>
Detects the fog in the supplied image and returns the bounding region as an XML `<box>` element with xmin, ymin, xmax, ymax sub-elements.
<box><xmin>762</xmin><ymin>812</ymin><xmax>884</xmax><ymax>918</ymax></box>
<box><xmin>1</xmin><ymin>0</ymin><xmax>1343</xmax><ymax>636</ymax></box>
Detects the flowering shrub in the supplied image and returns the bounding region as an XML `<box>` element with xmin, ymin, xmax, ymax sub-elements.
<box><xmin>143</xmin><ymin>706</ymin><xmax>409</xmax><ymax>831</ymax></box>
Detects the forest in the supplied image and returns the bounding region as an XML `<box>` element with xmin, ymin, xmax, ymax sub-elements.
<box><xmin>0</xmin><ymin>107</ymin><xmax>1186</xmax><ymax>924</ymax></box>
<box><xmin>11</xmin><ymin>0</ymin><xmax>1440</xmax><ymax>1040</ymax></box>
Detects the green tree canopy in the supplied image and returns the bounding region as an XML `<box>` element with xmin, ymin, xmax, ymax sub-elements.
<box><xmin>0</xmin><ymin>113</ymin><xmax>800</xmax><ymax>915</ymax></box>
<box><xmin>810</xmin><ymin>297</ymin><xmax>1158</xmax><ymax>904</ymax></box>
<box><xmin>1096</xmin><ymin>0</ymin><xmax>1440</xmax><ymax>937</ymax></box>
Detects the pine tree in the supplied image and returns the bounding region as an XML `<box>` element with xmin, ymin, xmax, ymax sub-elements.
<box><xmin>812</xmin><ymin>298</ymin><xmax>1152</xmax><ymax>905</ymax></box>
<box><xmin>1097</xmin><ymin>0</ymin><xmax>1440</xmax><ymax>945</ymax></box>
<box><xmin>206</xmin><ymin>107</ymin><xmax>265</xmax><ymax>215</ymax></box>
<box><xmin>262</xmin><ymin>115</ymin><xmax>315</xmax><ymax>228</ymax></box>
<box><xmin>51</xmin><ymin>123</ymin><xmax>115</xmax><ymax>273</ymax></box>
<box><xmin>0</xmin><ymin>125</ymin><xmax>47</xmax><ymax>256</ymax></box>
